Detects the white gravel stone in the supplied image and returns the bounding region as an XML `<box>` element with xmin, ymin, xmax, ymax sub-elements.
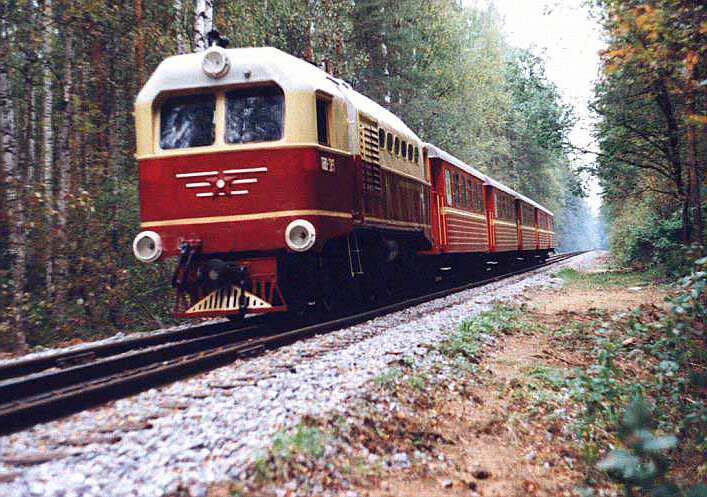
<box><xmin>0</xmin><ymin>251</ymin><xmax>603</xmax><ymax>497</ymax></box>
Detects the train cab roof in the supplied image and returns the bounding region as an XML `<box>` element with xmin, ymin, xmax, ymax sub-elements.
<box><xmin>135</xmin><ymin>46</ymin><xmax>422</xmax><ymax>159</ymax></box>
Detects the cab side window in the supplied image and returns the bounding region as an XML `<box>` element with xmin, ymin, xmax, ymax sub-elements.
<box><xmin>316</xmin><ymin>96</ymin><xmax>331</xmax><ymax>146</ymax></box>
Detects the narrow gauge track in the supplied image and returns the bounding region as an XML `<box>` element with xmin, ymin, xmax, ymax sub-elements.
<box><xmin>0</xmin><ymin>316</ymin><xmax>271</xmax><ymax>382</ymax></box>
<box><xmin>0</xmin><ymin>251</ymin><xmax>585</xmax><ymax>436</ymax></box>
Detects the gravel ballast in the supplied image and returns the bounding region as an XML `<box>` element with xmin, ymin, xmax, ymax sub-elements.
<box><xmin>0</xmin><ymin>251</ymin><xmax>602</xmax><ymax>497</ymax></box>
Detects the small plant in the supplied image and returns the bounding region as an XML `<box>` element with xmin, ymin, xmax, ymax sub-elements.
<box><xmin>374</xmin><ymin>368</ymin><xmax>402</xmax><ymax>386</ymax></box>
<box><xmin>596</xmin><ymin>399</ymin><xmax>706</xmax><ymax>497</ymax></box>
<box><xmin>440</xmin><ymin>304</ymin><xmax>529</xmax><ymax>361</ymax></box>
<box><xmin>271</xmin><ymin>425</ymin><xmax>326</xmax><ymax>459</ymax></box>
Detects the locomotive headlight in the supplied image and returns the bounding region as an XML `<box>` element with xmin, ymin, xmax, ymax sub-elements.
<box><xmin>202</xmin><ymin>46</ymin><xmax>230</xmax><ymax>79</ymax></box>
<box><xmin>132</xmin><ymin>231</ymin><xmax>163</xmax><ymax>263</ymax></box>
<box><xmin>285</xmin><ymin>220</ymin><xmax>316</xmax><ymax>252</ymax></box>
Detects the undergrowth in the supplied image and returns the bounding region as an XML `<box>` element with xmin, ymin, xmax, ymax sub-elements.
<box><xmin>557</xmin><ymin>259</ymin><xmax>707</xmax><ymax>494</ymax></box>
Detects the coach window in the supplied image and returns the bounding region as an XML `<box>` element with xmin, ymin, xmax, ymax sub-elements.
<box><xmin>160</xmin><ymin>93</ymin><xmax>216</xmax><ymax>149</ymax></box>
<box><xmin>414</xmin><ymin>147</ymin><xmax>419</xmax><ymax>163</ymax></box>
<box><xmin>394</xmin><ymin>137</ymin><xmax>400</xmax><ymax>156</ymax></box>
<box><xmin>453</xmin><ymin>174</ymin><xmax>460</xmax><ymax>207</ymax></box>
<box><xmin>461</xmin><ymin>178</ymin><xmax>467</xmax><ymax>209</ymax></box>
<box><xmin>444</xmin><ymin>169</ymin><xmax>452</xmax><ymax>206</ymax></box>
<box><xmin>401</xmin><ymin>140</ymin><xmax>407</xmax><ymax>159</ymax></box>
<box><xmin>467</xmin><ymin>180</ymin><xmax>473</xmax><ymax>210</ymax></box>
<box><xmin>378</xmin><ymin>128</ymin><xmax>386</xmax><ymax>148</ymax></box>
<box><xmin>408</xmin><ymin>144</ymin><xmax>413</xmax><ymax>161</ymax></box>
<box><xmin>387</xmin><ymin>132</ymin><xmax>393</xmax><ymax>152</ymax></box>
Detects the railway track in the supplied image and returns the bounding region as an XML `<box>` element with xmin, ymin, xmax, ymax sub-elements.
<box><xmin>0</xmin><ymin>251</ymin><xmax>585</xmax><ymax>436</ymax></box>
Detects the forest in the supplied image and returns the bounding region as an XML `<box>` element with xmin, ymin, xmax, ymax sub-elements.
<box><xmin>1</xmin><ymin>0</ymin><xmax>701</xmax><ymax>352</ymax></box>
<box><xmin>590</xmin><ymin>0</ymin><xmax>706</xmax><ymax>271</ymax></box>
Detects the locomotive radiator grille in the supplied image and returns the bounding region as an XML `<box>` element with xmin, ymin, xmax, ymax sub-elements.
<box><xmin>185</xmin><ymin>284</ymin><xmax>272</xmax><ymax>314</ymax></box>
<box><xmin>358</xmin><ymin>115</ymin><xmax>382</xmax><ymax>193</ymax></box>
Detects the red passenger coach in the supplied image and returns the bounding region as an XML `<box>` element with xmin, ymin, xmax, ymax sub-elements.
<box><xmin>425</xmin><ymin>145</ymin><xmax>488</xmax><ymax>254</ymax></box>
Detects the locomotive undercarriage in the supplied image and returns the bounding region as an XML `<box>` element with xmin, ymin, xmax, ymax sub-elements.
<box><xmin>170</xmin><ymin>233</ymin><xmax>552</xmax><ymax>321</ymax></box>
<box><xmin>171</xmin><ymin>229</ymin><xmax>432</xmax><ymax>320</ymax></box>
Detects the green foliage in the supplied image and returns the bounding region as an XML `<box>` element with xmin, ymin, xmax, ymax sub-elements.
<box><xmin>597</xmin><ymin>399</ymin><xmax>707</xmax><ymax>497</ymax></box>
<box><xmin>271</xmin><ymin>425</ymin><xmax>327</xmax><ymax>460</ymax></box>
<box><xmin>567</xmin><ymin>257</ymin><xmax>707</xmax><ymax>492</ymax></box>
<box><xmin>608</xmin><ymin>200</ymin><xmax>706</xmax><ymax>276</ymax></box>
<box><xmin>440</xmin><ymin>304</ymin><xmax>532</xmax><ymax>361</ymax></box>
<box><xmin>590</xmin><ymin>0</ymin><xmax>707</xmax><ymax>264</ymax></box>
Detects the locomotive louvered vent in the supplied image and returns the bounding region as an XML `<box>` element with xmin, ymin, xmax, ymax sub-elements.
<box><xmin>358</xmin><ymin>115</ymin><xmax>382</xmax><ymax>193</ymax></box>
<box><xmin>185</xmin><ymin>285</ymin><xmax>271</xmax><ymax>314</ymax></box>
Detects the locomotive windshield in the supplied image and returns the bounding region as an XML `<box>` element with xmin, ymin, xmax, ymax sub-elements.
<box><xmin>225</xmin><ymin>86</ymin><xmax>284</xmax><ymax>144</ymax></box>
<box><xmin>159</xmin><ymin>94</ymin><xmax>216</xmax><ymax>149</ymax></box>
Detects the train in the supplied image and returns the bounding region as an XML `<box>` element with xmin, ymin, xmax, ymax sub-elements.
<box><xmin>131</xmin><ymin>40</ymin><xmax>555</xmax><ymax>320</ymax></box>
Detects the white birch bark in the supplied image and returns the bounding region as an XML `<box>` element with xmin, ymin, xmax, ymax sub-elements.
<box><xmin>55</xmin><ymin>35</ymin><xmax>72</xmax><ymax>323</ymax></box>
<box><xmin>1</xmin><ymin>32</ymin><xmax>29</xmax><ymax>352</ymax></box>
<box><xmin>42</xmin><ymin>0</ymin><xmax>54</xmax><ymax>297</ymax></box>
<box><xmin>174</xmin><ymin>0</ymin><xmax>186</xmax><ymax>54</ymax></box>
<box><xmin>193</xmin><ymin>0</ymin><xmax>213</xmax><ymax>52</ymax></box>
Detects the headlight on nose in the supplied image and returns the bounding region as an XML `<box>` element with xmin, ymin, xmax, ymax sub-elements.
<box><xmin>202</xmin><ymin>46</ymin><xmax>230</xmax><ymax>79</ymax></box>
<box><xmin>285</xmin><ymin>220</ymin><xmax>316</xmax><ymax>252</ymax></box>
<box><xmin>132</xmin><ymin>231</ymin><xmax>163</xmax><ymax>263</ymax></box>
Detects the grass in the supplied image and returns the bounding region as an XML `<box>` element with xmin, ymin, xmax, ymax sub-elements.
<box><xmin>374</xmin><ymin>368</ymin><xmax>402</xmax><ymax>386</ymax></box>
<box><xmin>555</xmin><ymin>267</ymin><xmax>651</xmax><ymax>288</ymax></box>
<box><xmin>440</xmin><ymin>304</ymin><xmax>537</xmax><ymax>362</ymax></box>
<box><xmin>271</xmin><ymin>425</ymin><xmax>326</xmax><ymax>459</ymax></box>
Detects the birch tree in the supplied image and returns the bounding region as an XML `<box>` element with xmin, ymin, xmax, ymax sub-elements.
<box><xmin>1</xmin><ymin>17</ymin><xmax>29</xmax><ymax>352</ymax></box>
<box><xmin>42</xmin><ymin>0</ymin><xmax>54</xmax><ymax>297</ymax></box>
<box><xmin>54</xmin><ymin>33</ymin><xmax>72</xmax><ymax>324</ymax></box>
<box><xmin>193</xmin><ymin>0</ymin><xmax>213</xmax><ymax>52</ymax></box>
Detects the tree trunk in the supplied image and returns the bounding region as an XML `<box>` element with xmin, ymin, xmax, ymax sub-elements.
<box><xmin>42</xmin><ymin>0</ymin><xmax>55</xmax><ymax>298</ymax></box>
<box><xmin>193</xmin><ymin>0</ymin><xmax>213</xmax><ymax>52</ymax></box>
<box><xmin>687</xmin><ymin>97</ymin><xmax>702</xmax><ymax>244</ymax></box>
<box><xmin>174</xmin><ymin>0</ymin><xmax>186</xmax><ymax>54</ymax></box>
<box><xmin>134</xmin><ymin>0</ymin><xmax>145</xmax><ymax>87</ymax></box>
<box><xmin>654</xmin><ymin>80</ymin><xmax>687</xmax><ymax>242</ymax></box>
<box><xmin>1</xmin><ymin>35</ymin><xmax>30</xmax><ymax>353</ymax></box>
<box><xmin>55</xmin><ymin>35</ymin><xmax>73</xmax><ymax>324</ymax></box>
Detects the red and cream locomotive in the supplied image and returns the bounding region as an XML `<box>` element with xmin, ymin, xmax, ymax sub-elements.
<box><xmin>132</xmin><ymin>41</ymin><xmax>555</xmax><ymax>319</ymax></box>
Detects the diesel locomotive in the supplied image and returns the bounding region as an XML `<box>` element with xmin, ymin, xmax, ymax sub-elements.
<box><xmin>132</xmin><ymin>42</ymin><xmax>555</xmax><ymax>319</ymax></box>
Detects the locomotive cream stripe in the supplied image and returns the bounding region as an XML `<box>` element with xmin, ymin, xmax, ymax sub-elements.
<box><xmin>141</xmin><ymin>209</ymin><xmax>353</xmax><ymax>228</ymax></box>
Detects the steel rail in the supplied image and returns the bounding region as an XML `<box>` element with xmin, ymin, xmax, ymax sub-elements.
<box><xmin>0</xmin><ymin>315</ymin><xmax>270</xmax><ymax>382</ymax></box>
<box><xmin>0</xmin><ymin>251</ymin><xmax>585</xmax><ymax>436</ymax></box>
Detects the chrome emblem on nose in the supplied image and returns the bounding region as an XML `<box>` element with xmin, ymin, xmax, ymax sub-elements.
<box><xmin>175</xmin><ymin>167</ymin><xmax>268</xmax><ymax>198</ymax></box>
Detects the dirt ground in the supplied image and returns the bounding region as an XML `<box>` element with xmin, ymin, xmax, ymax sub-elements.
<box><xmin>346</xmin><ymin>274</ymin><xmax>668</xmax><ymax>497</ymax></box>
<box><xmin>221</xmin><ymin>266</ymin><xmax>679</xmax><ymax>497</ymax></box>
